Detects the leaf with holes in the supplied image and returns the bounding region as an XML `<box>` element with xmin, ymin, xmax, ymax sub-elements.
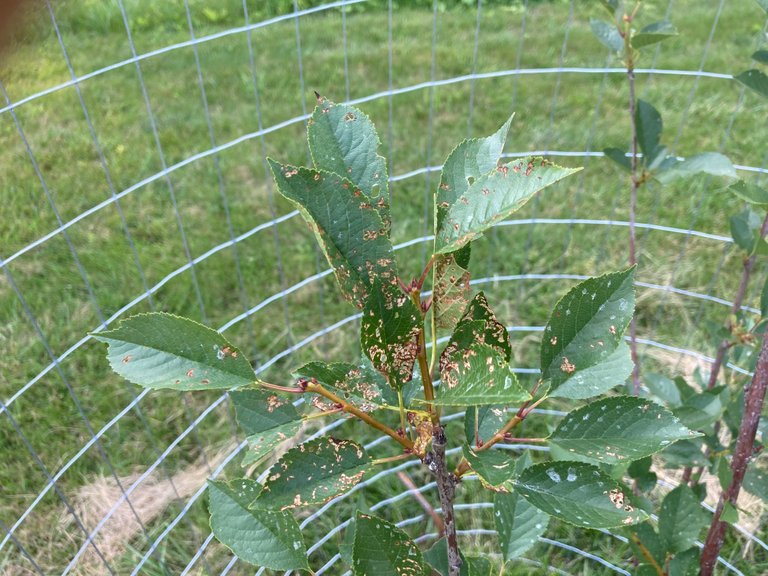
<box><xmin>294</xmin><ymin>360</ymin><xmax>389</xmax><ymax>412</ymax></box>
<box><xmin>433</xmin><ymin>245</ymin><xmax>472</xmax><ymax>331</ymax></box>
<box><xmin>440</xmin><ymin>292</ymin><xmax>512</xmax><ymax>365</ymax></box>
<box><xmin>655</xmin><ymin>152</ymin><xmax>737</xmax><ymax>183</ymax></box>
<box><xmin>549</xmin><ymin>396</ymin><xmax>700</xmax><ymax>465</ymax></box>
<box><xmin>435</xmin><ymin>157</ymin><xmax>580</xmax><ymax>254</ymax></box>
<box><xmin>435</xmin><ymin>343</ymin><xmax>529</xmax><ymax>406</ymax></box>
<box><xmin>735</xmin><ymin>69</ymin><xmax>768</xmax><ymax>99</ymax></box>
<box><xmin>269</xmin><ymin>161</ymin><xmax>396</xmax><ymax>308</ymax></box>
<box><xmin>208</xmin><ymin>479</ymin><xmax>308</xmax><ymax>571</ymax></box>
<box><xmin>361</xmin><ymin>279</ymin><xmax>421</xmax><ymax>390</ymax></box>
<box><xmin>513</xmin><ymin>462</ymin><xmax>648</xmax><ymax>528</ymax></box>
<box><xmin>658</xmin><ymin>485</ymin><xmax>709</xmax><ymax>554</ymax></box>
<box><xmin>495</xmin><ymin>490</ymin><xmax>550</xmax><ymax>560</ymax></box>
<box><xmin>462</xmin><ymin>444</ymin><xmax>516</xmax><ymax>488</ymax></box>
<box><xmin>353</xmin><ymin>512</ymin><xmax>428</xmax><ymax>576</ymax></box>
<box><xmin>308</xmin><ymin>95</ymin><xmax>390</xmax><ymax>231</ymax></box>
<box><xmin>541</xmin><ymin>268</ymin><xmax>636</xmax><ymax>399</ymax></box>
<box><xmin>635</xmin><ymin>100</ymin><xmax>664</xmax><ymax>167</ymax></box>
<box><xmin>92</xmin><ymin>313</ymin><xmax>255</xmax><ymax>391</ymax></box>
<box><xmin>255</xmin><ymin>437</ymin><xmax>371</xmax><ymax>510</ymax></box>
<box><xmin>631</xmin><ymin>21</ymin><xmax>678</xmax><ymax>48</ymax></box>
<box><xmin>231</xmin><ymin>388</ymin><xmax>303</xmax><ymax>467</ymax></box>
<box><xmin>590</xmin><ymin>19</ymin><xmax>624</xmax><ymax>52</ymax></box>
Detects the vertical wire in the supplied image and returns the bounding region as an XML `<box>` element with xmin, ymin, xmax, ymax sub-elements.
<box><xmin>43</xmin><ymin>6</ymin><xmax>216</xmax><ymax>571</ymax></box>
<box><xmin>182</xmin><ymin>0</ymin><xmax>256</xmax><ymax>381</ymax></box>
<box><xmin>421</xmin><ymin>0</ymin><xmax>439</xmax><ymax>264</ymax></box>
<box><xmin>465</xmin><ymin>0</ymin><xmax>482</xmax><ymax>137</ymax></box>
<box><xmin>242</xmin><ymin>2</ymin><xmax>295</xmax><ymax>372</ymax></box>
<box><xmin>292</xmin><ymin>0</ymin><xmax>325</xmax><ymax>352</ymax></box>
<box><xmin>115</xmin><ymin>0</ymin><xmax>208</xmax><ymax>322</ymax></box>
<box><xmin>0</xmin><ymin>397</ymin><xmax>116</xmax><ymax>575</ymax></box>
<box><xmin>0</xmin><ymin>517</ymin><xmax>46</xmax><ymax>575</ymax></box>
<box><xmin>518</xmin><ymin>0</ymin><xmax>575</xmax><ymax>281</ymax></box>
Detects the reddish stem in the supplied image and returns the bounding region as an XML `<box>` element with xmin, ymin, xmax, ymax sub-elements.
<box><xmin>700</xmin><ymin>333</ymin><xmax>768</xmax><ymax>575</ymax></box>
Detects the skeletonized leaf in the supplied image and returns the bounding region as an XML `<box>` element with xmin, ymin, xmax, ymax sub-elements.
<box><xmin>294</xmin><ymin>360</ymin><xmax>388</xmax><ymax>412</ymax></box>
<box><xmin>353</xmin><ymin>512</ymin><xmax>428</xmax><ymax>576</ymax></box>
<box><xmin>658</xmin><ymin>485</ymin><xmax>709</xmax><ymax>554</ymax></box>
<box><xmin>435</xmin><ymin>343</ymin><xmax>530</xmax><ymax>406</ymax></box>
<box><xmin>655</xmin><ymin>153</ymin><xmax>737</xmax><ymax>183</ymax></box>
<box><xmin>462</xmin><ymin>444</ymin><xmax>516</xmax><ymax>488</ymax></box>
<box><xmin>590</xmin><ymin>19</ymin><xmax>624</xmax><ymax>52</ymax></box>
<box><xmin>495</xmin><ymin>490</ymin><xmax>549</xmax><ymax>560</ymax></box>
<box><xmin>208</xmin><ymin>479</ymin><xmax>308</xmax><ymax>571</ymax></box>
<box><xmin>549</xmin><ymin>396</ymin><xmax>700</xmax><ymax>465</ymax></box>
<box><xmin>433</xmin><ymin>246</ymin><xmax>472</xmax><ymax>331</ymax></box>
<box><xmin>269</xmin><ymin>161</ymin><xmax>397</xmax><ymax>307</ymax></box>
<box><xmin>631</xmin><ymin>21</ymin><xmax>678</xmax><ymax>48</ymax></box>
<box><xmin>361</xmin><ymin>279</ymin><xmax>421</xmax><ymax>389</ymax></box>
<box><xmin>256</xmin><ymin>437</ymin><xmax>371</xmax><ymax>509</ymax></box>
<box><xmin>729</xmin><ymin>180</ymin><xmax>768</xmax><ymax>208</ymax></box>
<box><xmin>435</xmin><ymin>157</ymin><xmax>580</xmax><ymax>254</ymax></box>
<box><xmin>93</xmin><ymin>313</ymin><xmax>254</xmax><ymax>391</ymax></box>
<box><xmin>541</xmin><ymin>268</ymin><xmax>636</xmax><ymax>399</ymax></box>
<box><xmin>513</xmin><ymin>462</ymin><xmax>648</xmax><ymax>528</ymax></box>
<box><xmin>308</xmin><ymin>95</ymin><xmax>390</xmax><ymax>231</ymax></box>
<box><xmin>635</xmin><ymin>100</ymin><xmax>664</xmax><ymax>166</ymax></box>
<box><xmin>735</xmin><ymin>69</ymin><xmax>768</xmax><ymax>99</ymax></box>
<box><xmin>436</xmin><ymin>116</ymin><xmax>513</xmax><ymax>231</ymax></box>
<box><xmin>231</xmin><ymin>389</ymin><xmax>303</xmax><ymax>467</ymax></box>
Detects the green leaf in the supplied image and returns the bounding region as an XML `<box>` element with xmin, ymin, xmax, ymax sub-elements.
<box><xmin>603</xmin><ymin>147</ymin><xmax>631</xmax><ymax>171</ymax></box>
<box><xmin>294</xmin><ymin>360</ymin><xmax>389</xmax><ymax>412</ymax></box>
<box><xmin>752</xmin><ymin>49</ymin><xmax>768</xmax><ymax>64</ymax></box>
<box><xmin>635</xmin><ymin>100</ymin><xmax>664</xmax><ymax>166</ymax></box>
<box><xmin>494</xmin><ymin>490</ymin><xmax>549</xmax><ymax>560</ymax></box>
<box><xmin>721</xmin><ymin>501</ymin><xmax>739</xmax><ymax>524</ymax></box>
<box><xmin>743</xmin><ymin>459</ymin><xmax>768</xmax><ymax>502</ymax></box>
<box><xmin>659</xmin><ymin>439</ymin><xmax>708</xmax><ymax>467</ymax></box>
<box><xmin>208</xmin><ymin>479</ymin><xmax>308</xmax><ymax>571</ymax></box>
<box><xmin>541</xmin><ymin>268</ymin><xmax>636</xmax><ymax>399</ymax></box>
<box><xmin>628</xmin><ymin>523</ymin><xmax>665</xmax><ymax>568</ymax></box>
<box><xmin>600</xmin><ymin>0</ymin><xmax>620</xmax><ymax>16</ymax></box>
<box><xmin>658</xmin><ymin>485</ymin><xmax>708</xmax><ymax>553</ymax></box>
<box><xmin>628</xmin><ymin>456</ymin><xmax>658</xmax><ymax>493</ymax></box>
<box><xmin>513</xmin><ymin>462</ymin><xmax>648</xmax><ymax>528</ymax></box>
<box><xmin>257</xmin><ymin>437</ymin><xmax>371</xmax><ymax>509</ymax></box>
<box><xmin>435</xmin><ymin>343</ymin><xmax>530</xmax><ymax>406</ymax></box>
<box><xmin>424</xmin><ymin>539</ymin><xmax>470</xmax><ymax>576</ymax></box>
<box><xmin>730</xmin><ymin>208</ymin><xmax>763</xmax><ymax>253</ymax></box>
<box><xmin>729</xmin><ymin>180</ymin><xmax>768</xmax><ymax>208</ymax></box>
<box><xmin>433</xmin><ymin>249</ymin><xmax>472</xmax><ymax>331</ymax></box>
<box><xmin>590</xmin><ymin>19</ymin><xmax>624</xmax><ymax>52</ymax></box>
<box><xmin>655</xmin><ymin>152</ymin><xmax>737</xmax><ymax>183</ymax></box>
<box><xmin>644</xmin><ymin>372</ymin><xmax>682</xmax><ymax>407</ymax></box>
<box><xmin>435</xmin><ymin>157</ymin><xmax>580</xmax><ymax>254</ymax></box>
<box><xmin>735</xmin><ymin>69</ymin><xmax>768</xmax><ymax>99</ymax></box>
<box><xmin>93</xmin><ymin>313</ymin><xmax>255</xmax><ymax>391</ymax></box>
<box><xmin>353</xmin><ymin>512</ymin><xmax>428</xmax><ymax>576</ymax></box>
<box><xmin>441</xmin><ymin>292</ymin><xmax>512</xmax><ymax>364</ymax></box>
<box><xmin>231</xmin><ymin>389</ymin><xmax>303</xmax><ymax>467</ymax></box>
<box><xmin>631</xmin><ymin>21</ymin><xmax>678</xmax><ymax>49</ymax></box>
<box><xmin>465</xmin><ymin>405</ymin><xmax>507</xmax><ymax>445</ymax></box>
<box><xmin>668</xmin><ymin>547</ymin><xmax>700</xmax><ymax>576</ymax></box>
<box><xmin>308</xmin><ymin>95</ymin><xmax>390</xmax><ymax>231</ymax></box>
<box><xmin>436</xmin><ymin>116</ymin><xmax>513</xmax><ymax>233</ymax></box>
<box><xmin>361</xmin><ymin>279</ymin><xmax>421</xmax><ymax>389</ymax></box>
<box><xmin>269</xmin><ymin>160</ymin><xmax>396</xmax><ymax>308</ymax></box>
<box><xmin>549</xmin><ymin>396</ymin><xmax>700</xmax><ymax>464</ymax></box>
<box><xmin>673</xmin><ymin>387</ymin><xmax>728</xmax><ymax>430</ymax></box>
<box><xmin>462</xmin><ymin>444</ymin><xmax>516</xmax><ymax>488</ymax></box>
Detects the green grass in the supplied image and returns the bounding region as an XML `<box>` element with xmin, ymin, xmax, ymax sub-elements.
<box><xmin>1</xmin><ymin>0</ymin><xmax>768</xmax><ymax>574</ymax></box>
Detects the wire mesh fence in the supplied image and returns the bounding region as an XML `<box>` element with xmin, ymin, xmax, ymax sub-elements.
<box><xmin>1</xmin><ymin>0</ymin><xmax>768</xmax><ymax>574</ymax></box>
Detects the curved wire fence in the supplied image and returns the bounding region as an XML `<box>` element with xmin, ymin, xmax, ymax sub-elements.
<box><xmin>2</xmin><ymin>0</ymin><xmax>768</xmax><ymax>574</ymax></box>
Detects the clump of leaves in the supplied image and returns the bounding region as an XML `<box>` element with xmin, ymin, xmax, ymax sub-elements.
<box><xmin>95</xmin><ymin>95</ymin><xmax>700</xmax><ymax>575</ymax></box>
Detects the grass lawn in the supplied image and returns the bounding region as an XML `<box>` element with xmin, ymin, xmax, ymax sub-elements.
<box><xmin>1</xmin><ymin>0</ymin><xmax>767</xmax><ymax>573</ymax></box>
